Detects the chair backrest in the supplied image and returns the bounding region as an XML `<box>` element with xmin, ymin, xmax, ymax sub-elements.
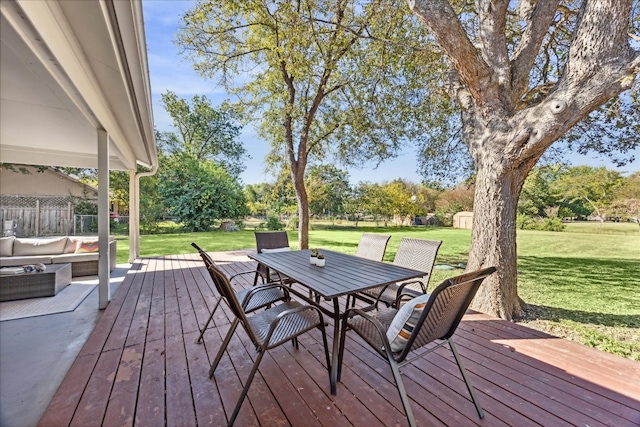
<box><xmin>255</xmin><ymin>231</ymin><xmax>290</xmax><ymax>253</ymax></box>
<box><xmin>255</xmin><ymin>231</ymin><xmax>290</xmax><ymax>276</ymax></box>
<box><xmin>392</xmin><ymin>237</ymin><xmax>442</xmax><ymax>279</ymax></box>
<box><xmin>355</xmin><ymin>233</ymin><xmax>391</xmax><ymax>261</ymax></box>
<box><xmin>204</xmin><ymin>260</ymin><xmax>261</xmax><ymax>346</ymax></box>
<box><xmin>192</xmin><ymin>242</ymin><xmax>216</xmax><ymax>268</ymax></box>
<box><xmin>192</xmin><ymin>242</ymin><xmax>224</xmax><ymax>294</ymax></box>
<box><xmin>400</xmin><ymin>266</ymin><xmax>497</xmax><ymax>359</ymax></box>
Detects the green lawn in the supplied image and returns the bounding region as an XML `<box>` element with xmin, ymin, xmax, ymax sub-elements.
<box><xmin>115</xmin><ymin>223</ymin><xmax>640</xmax><ymax>360</ymax></box>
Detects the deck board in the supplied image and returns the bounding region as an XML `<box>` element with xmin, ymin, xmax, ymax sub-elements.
<box><xmin>38</xmin><ymin>252</ymin><xmax>640</xmax><ymax>427</ymax></box>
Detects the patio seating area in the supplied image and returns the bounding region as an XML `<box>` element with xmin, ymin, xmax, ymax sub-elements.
<box><xmin>38</xmin><ymin>251</ymin><xmax>640</xmax><ymax>426</ymax></box>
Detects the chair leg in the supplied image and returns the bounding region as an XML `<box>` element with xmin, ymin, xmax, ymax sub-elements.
<box><xmin>337</xmin><ymin>315</ymin><xmax>349</xmax><ymax>382</ymax></box>
<box><xmin>196</xmin><ymin>297</ymin><xmax>222</xmax><ymax>344</ymax></box>
<box><xmin>227</xmin><ymin>346</ymin><xmax>267</xmax><ymax>427</ymax></box>
<box><xmin>209</xmin><ymin>319</ymin><xmax>239</xmax><ymax>379</ymax></box>
<box><xmin>448</xmin><ymin>338</ymin><xmax>484</xmax><ymax>419</ymax></box>
<box><xmin>318</xmin><ymin>324</ymin><xmax>331</xmax><ymax>380</ymax></box>
<box><xmin>387</xmin><ymin>357</ymin><xmax>417</xmax><ymax>427</ymax></box>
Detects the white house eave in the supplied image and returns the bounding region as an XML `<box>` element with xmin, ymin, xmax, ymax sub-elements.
<box><xmin>0</xmin><ymin>0</ymin><xmax>157</xmax><ymax>170</ymax></box>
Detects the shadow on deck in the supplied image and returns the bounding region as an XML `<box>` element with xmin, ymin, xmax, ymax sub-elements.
<box><xmin>38</xmin><ymin>252</ymin><xmax>640</xmax><ymax>426</ymax></box>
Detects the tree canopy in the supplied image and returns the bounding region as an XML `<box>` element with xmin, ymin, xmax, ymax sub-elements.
<box><xmin>158</xmin><ymin>91</ymin><xmax>246</xmax><ymax>177</ymax></box>
<box><xmin>177</xmin><ymin>0</ymin><xmax>441</xmax><ymax>249</ymax></box>
<box><xmin>151</xmin><ymin>92</ymin><xmax>249</xmax><ymax>231</ymax></box>
<box><xmin>407</xmin><ymin>0</ymin><xmax>639</xmax><ymax>319</ymax></box>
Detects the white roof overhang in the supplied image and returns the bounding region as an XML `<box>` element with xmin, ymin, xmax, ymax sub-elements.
<box><xmin>0</xmin><ymin>0</ymin><xmax>157</xmax><ymax>171</ymax></box>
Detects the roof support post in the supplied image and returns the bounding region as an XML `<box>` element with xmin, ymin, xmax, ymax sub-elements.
<box><xmin>129</xmin><ymin>170</ymin><xmax>139</xmax><ymax>262</ymax></box>
<box><xmin>98</xmin><ymin>129</ymin><xmax>111</xmax><ymax>309</ymax></box>
<box><xmin>129</xmin><ymin>166</ymin><xmax>158</xmax><ymax>263</ymax></box>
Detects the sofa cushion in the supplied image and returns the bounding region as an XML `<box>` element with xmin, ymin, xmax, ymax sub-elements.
<box><xmin>0</xmin><ymin>255</ymin><xmax>53</xmax><ymax>267</ymax></box>
<box><xmin>52</xmin><ymin>253</ymin><xmax>100</xmax><ymax>264</ymax></box>
<box><xmin>0</xmin><ymin>236</ymin><xmax>15</xmax><ymax>257</ymax></box>
<box><xmin>13</xmin><ymin>237</ymin><xmax>68</xmax><ymax>256</ymax></box>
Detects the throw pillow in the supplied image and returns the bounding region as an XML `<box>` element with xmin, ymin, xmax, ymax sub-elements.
<box><xmin>261</xmin><ymin>247</ymin><xmax>290</xmax><ymax>253</ymax></box>
<box><xmin>64</xmin><ymin>238</ymin><xmax>80</xmax><ymax>254</ymax></box>
<box><xmin>0</xmin><ymin>236</ymin><xmax>15</xmax><ymax>257</ymax></box>
<box><xmin>75</xmin><ymin>240</ymin><xmax>100</xmax><ymax>253</ymax></box>
<box><xmin>386</xmin><ymin>293</ymin><xmax>431</xmax><ymax>352</ymax></box>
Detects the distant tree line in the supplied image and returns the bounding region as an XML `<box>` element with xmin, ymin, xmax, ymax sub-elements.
<box><xmin>517</xmin><ymin>165</ymin><xmax>640</xmax><ymax>231</ymax></box>
<box><xmin>244</xmin><ymin>164</ymin><xmax>640</xmax><ymax>232</ymax></box>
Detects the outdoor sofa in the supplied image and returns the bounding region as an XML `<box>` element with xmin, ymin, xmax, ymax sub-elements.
<box><xmin>0</xmin><ymin>236</ymin><xmax>116</xmax><ymax>277</ymax></box>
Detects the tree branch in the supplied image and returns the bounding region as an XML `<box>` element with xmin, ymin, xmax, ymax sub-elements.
<box><xmin>563</xmin><ymin>0</ymin><xmax>636</xmax><ymax>84</ymax></box>
<box><xmin>407</xmin><ymin>0</ymin><xmax>493</xmax><ymax>106</ymax></box>
<box><xmin>511</xmin><ymin>0</ymin><xmax>561</xmax><ymax>99</ymax></box>
<box><xmin>477</xmin><ymin>0</ymin><xmax>510</xmax><ymax>88</ymax></box>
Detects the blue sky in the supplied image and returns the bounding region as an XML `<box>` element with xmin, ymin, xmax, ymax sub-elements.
<box><xmin>142</xmin><ymin>1</ymin><xmax>639</xmax><ymax>185</ymax></box>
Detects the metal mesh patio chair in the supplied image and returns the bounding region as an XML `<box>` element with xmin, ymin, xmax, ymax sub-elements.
<box><xmin>205</xmin><ymin>260</ymin><xmax>331</xmax><ymax>426</ymax></box>
<box><xmin>254</xmin><ymin>231</ymin><xmax>295</xmax><ymax>285</ymax></box>
<box><xmin>355</xmin><ymin>233</ymin><xmax>391</xmax><ymax>261</ymax></box>
<box><xmin>358</xmin><ymin>237</ymin><xmax>441</xmax><ymax>309</ymax></box>
<box><xmin>338</xmin><ymin>266</ymin><xmax>497</xmax><ymax>427</ymax></box>
<box><xmin>191</xmin><ymin>242</ymin><xmax>289</xmax><ymax>344</ymax></box>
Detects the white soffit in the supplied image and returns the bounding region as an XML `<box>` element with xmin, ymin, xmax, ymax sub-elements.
<box><xmin>0</xmin><ymin>0</ymin><xmax>156</xmax><ymax>171</ymax></box>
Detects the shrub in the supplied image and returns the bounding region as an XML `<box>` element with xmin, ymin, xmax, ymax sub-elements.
<box><xmin>287</xmin><ymin>215</ymin><xmax>299</xmax><ymax>230</ymax></box>
<box><xmin>433</xmin><ymin>210</ymin><xmax>452</xmax><ymax>227</ymax></box>
<box><xmin>266</xmin><ymin>215</ymin><xmax>285</xmax><ymax>230</ymax></box>
<box><xmin>517</xmin><ymin>213</ymin><xmax>536</xmax><ymax>230</ymax></box>
<box><xmin>517</xmin><ymin>214</ymin><xmax>565</xmax><ymax>231</ymax></box>
<box><xmin>540</xmin><ymin>217</ymin><xmax>565</xmax><ymax>232</ymax></box>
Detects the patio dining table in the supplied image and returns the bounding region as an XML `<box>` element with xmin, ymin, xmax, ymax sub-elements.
<box><xmin>248</xmin><ymin>248</ymin><xmax>427</xmax><ymax>395</ymax></box>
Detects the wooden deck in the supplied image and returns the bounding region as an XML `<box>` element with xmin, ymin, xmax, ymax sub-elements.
<box><xmin>38</xmin><ymin>252</ymin><xmax>640</xmax><ymax>427</ymax></box>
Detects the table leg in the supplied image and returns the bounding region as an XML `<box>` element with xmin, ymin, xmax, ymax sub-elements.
<box><xmin>330</xmin><ymin>297</ymin><xmax>340</xmax><ymax>395</ymax></box>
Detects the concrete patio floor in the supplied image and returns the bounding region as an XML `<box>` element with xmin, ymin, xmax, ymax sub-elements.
<box><xmin>0</xmin><ymin>266</ymin><xmax>129</xmax><ymax>427</ymax></box>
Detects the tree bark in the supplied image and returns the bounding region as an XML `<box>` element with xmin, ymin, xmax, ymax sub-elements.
<box><xmin>292</xmin><ymin>168</ymin><xmax>310</xmax><ymax>250</ymax></box>
<box><xmin>467</xmin><ymin>160</ymin><xmax>529</xmax><ymax>320</ymax></box>
<box><xmin>409</xmin><ymin>0</ymin><xmax>639</xmax><ymax>320</ymax></box>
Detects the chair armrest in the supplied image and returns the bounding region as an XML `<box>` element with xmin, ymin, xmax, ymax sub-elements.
<box><xmin>343</xmin><ymin>308</ymin><xmax>388</xmax><ymax>338</ymax></box>
<box><xmin>342</xmin><ymin>307</ymin><xmax>395</xmax><ymax>356</ymax></box>
<box><xmin>240</xmin><ymin>282</ymin><xmax>290</xmax><ymax>309</ymax></box>
<box><xmin>229</xmin><ymin>269</ymin><xmax>266</xmax><ymax>283</ymax></box>
<box><xmin>394</xmin><ymin>287</ymin><xmax>423</xmax><ymax>308</ymax></box>
<box><xmin>397</xmin><ymin>278</ymin><xmax>427</xmax><ymax>293</ymax></box>
<box><xmin>277</xmin><ymin>285</ymin><xmax>312</xmax><ymax>302</ymax></box>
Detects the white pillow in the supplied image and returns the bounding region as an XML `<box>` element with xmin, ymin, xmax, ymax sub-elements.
<box><xmin>0</xmin><ymin>236</ymin><xmax>15</xmax><ymax>257</ymax></box>
<box><xmin>386</xmin><ymin>293</ymin><xmax>431</xmax><ymax>352</ymax></box>
<box><xmin>261</xmin><ymin>247</ymin><xmax>290</xmax><ymax>253</ymax></box>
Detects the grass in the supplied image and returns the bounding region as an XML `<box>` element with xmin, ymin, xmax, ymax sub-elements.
<box><xmin>114</xmin><ymin>222</ymin><xmax>640</xmax><ymax>360</ymax></box>
<box><xmin>514</xmin><ymin>228</ymin><xmax>640</xmax><ymax>360</ymax></box>
<box><xmin>563</xmin><ymin>221</ymin><xmax>639</xmax><ymax>235</ymax></box>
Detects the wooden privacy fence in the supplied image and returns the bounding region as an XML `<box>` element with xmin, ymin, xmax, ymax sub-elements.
<box><xmin>0</xmin><ymin>195</ymin><xmax>75</xmax><ymax>237</ymax></box>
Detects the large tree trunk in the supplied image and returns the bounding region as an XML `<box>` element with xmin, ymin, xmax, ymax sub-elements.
<box><xmin>467</xmin><ymin>159</ymin><xmax>530</xmax><ymax>320</ymax></box>
<box><xmin>409</xmin><ymin>0</ymin><xmax>638</xmax><ymax>321</ymax></box>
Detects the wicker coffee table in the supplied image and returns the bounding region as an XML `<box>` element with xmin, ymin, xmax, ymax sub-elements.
<box><xmin>0</xmin><ymin>264</ymin><xmax>72</xmax><ymax>302</ymax></box>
